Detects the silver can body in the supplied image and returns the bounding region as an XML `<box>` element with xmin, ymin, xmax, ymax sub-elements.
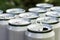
<box><xmin>0</xmin><ymin>13</ymin><xmax>14</xmax><ymax>40</ymax></box>
<box><xmin>51</xmin><ymin>22</ymin><xmax>60</xmax><ymax>40</ymax></box>
<box><xmin>25</xmin><ymin>23</ymin><xmax>55</xmax><ymax>40</ymax></box>
<box><xmin>45</xmin><ymin>11</ymin><xmax>60</xmax><ymax>40</ymax></box>
<box><xmin>25</xmin><ymin>31</ymin><xmax>55</xmax><ymax>40</ymax></box>
<box><xmin>8</xmin><ymin>26</ymin><xmax>27</xmax><ymax>40</ymax></box>
<box><xmin>7</xmin><ymin>18</ymin><xmax>31</xmax><ymax>40</ymax></box>
<box><xmin>0</xmin><ymin>20</ymin><xmax>9</xmax><ymax>40</ymax></box>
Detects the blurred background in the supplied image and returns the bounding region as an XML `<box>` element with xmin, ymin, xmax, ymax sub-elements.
<box><xmin>0</xmin><ymin>0</ymin><xmax>60</xmax><ymax>12</ymax></box>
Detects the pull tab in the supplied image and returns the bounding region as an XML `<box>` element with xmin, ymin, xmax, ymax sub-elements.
<box><xmin>35</xmin><ymin>21</ymin><xmax>44</xmax><ymax>31</ymax></box>
<box><xmin>39</xmin><ymin>22</ymin><xmax>44</xmax><ymax>31</ymax></box>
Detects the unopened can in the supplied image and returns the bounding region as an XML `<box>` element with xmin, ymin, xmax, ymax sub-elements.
<box><xmin>36</xmin><ymin>3</ymin><xmax>53</xmax><ymax>10</ymax></box>
<box><xmin>0</xmin><ymin>13</ymin><xmax>14</xmax><ymax>40</ymax></box>
<box><xmin>50</xmin><ymin>6</ymin><xmax>60</xmax><ymax>12</ymax></box>
<box><xmin>25</xmin><ymin>23</ymin><xmax>55</xmax><ymax>40</ymax></box>
<box><xmin>8</xmin><ymin>18</ymin><xmax>31</xmax><ymax>40</ymax></box>
<box><xmin>19</xmin><ymin>12</ymin><xmax>39</xmax><ymax>24</ymax></box>
<box><xmin>28</xmin><ymin>7</ymin><xmax>47</xmax><ymax>17</ymax></box>
<box><xmin>45</xmin><ymin>10</ymin><xmax>60</xmax><ymax>22</ymax></box>
<box><xmin>6</xmin><ymin>8</ymin><xmax>25</xmax><ymax>15</ymax></box>
<box><xmin>36</xmin><ymin>17</ymin><xmax>60</xmax><ymax>40</ymax></box>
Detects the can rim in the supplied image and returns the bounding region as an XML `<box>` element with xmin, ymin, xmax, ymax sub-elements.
<box><xmin>8</xmin><ymin>23</ymin><xmax>31</xmax><ymax>27</ymax></box>
<box><xmin>27</xmin><ymin>29</ymin><xmax>53</xmax><ymax>33</ymax></box>
<box><xmin>6</xmin><ymin>8</ymin><xmax>25</xmax><ymax>13</ymax></box>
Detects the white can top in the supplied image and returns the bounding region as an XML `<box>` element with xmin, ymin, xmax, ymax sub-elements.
<box><xmin>50</xmin><ymin>6</ymin><xmax>60</xmax><ymax>12</ymax></box>
<box><xmin>36</xmin><ymin>17</ymin><xmax>58</xmax><ymax>24</ymax></box>
<box><xmin>45</xmin><ymin>11</ymin><xmax>60</xmax><ymax>17</ymax></box>
<box><xmin>36</xmin><ymin>3</ymin><xmax>53</xmax><ymax>8</ymax></box>
<box><xmin>28</xmin><ymin>7</ymin><xmax>47</xmax><ymax>13</ymax></box>
<box><xmin>19</xmin><ymin>12</ymin><xmax>39</xmax><ymax>19</ymax></box>
<box><xmin>6</xmin><ymin>8</ymin><xmax>25</xmax><ymax>14</ymax></box>
<box><xmin>8</xmin><ymin>18</ymin><xmax>31</xmax><ymax>25</ymax></box>
<box><xmin>0</xmin><ymin>14</ymin><xmax>14</xmax><ymax>20</ymax></box>
<box><xmin>27</xmin><ymin>23</ymin><xmax>52</xmax><ymax>33</ymax></box>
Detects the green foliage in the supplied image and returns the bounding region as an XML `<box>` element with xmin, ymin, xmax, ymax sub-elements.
<box><xmin>0</xmin><ymin>0</ymin><xmax>60</xmax><ymax>12</ymax></box>
<box><xmin>0</xmin><ymin>0</ymin><xmax>45</xmax><ymax>12</ymax></box>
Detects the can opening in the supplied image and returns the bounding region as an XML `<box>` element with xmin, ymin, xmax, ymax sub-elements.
<box><xmin>43</xmin><ymin>28</ymin><xmax>48</xmax><ymax>31</ymax></box>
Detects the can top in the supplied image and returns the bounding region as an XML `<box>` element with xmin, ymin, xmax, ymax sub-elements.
<box><xmin>50</xmin><ymin>6</ymin><xmax>60</xmax><ymax>11</ymax></box>
<box><xmin>45</xmin><ymin>11</ymin><xmax>60</xmax><ymax>17</ymax></box>
<box><xmin>36</xmin><ymin>3</ymin><xmax>53</xmax><ymax>8</ymax></box>
<box><xmin>0</xmin><ymin>10</ymin><xmax>3</xmax><ymax>14</ymax></box>
<box><xmin>6</xmin><ymin>8</ymin><xmax>25</xmax><ymax>14</ymax></box>
<box><xmin>19</xmin><ymin>12</ymin><xmax>39</xmax><ymax>19</ymax></box>
<box><xmin>36</xmin><ymin>17</ymin><xmax>58</xmax><ymax>24</ymax></box>
<box><xmin>28</xmin><ymin>7</ymin><xmax>47</xmax><ymax>13</ymax></box>
<box><xmin>27</xmin><ymin>23</ymin><xmax>52</xmax><ymax>33</ymax></box>
<box><xmin>8</xmin><ymin>18</ymin><xmax>31</xmax><ymax>26</ymax></box>
<box><xmin>0</xmin><ymin>14</ymin><xmax>14</xmax><ymax>20</ymax></box>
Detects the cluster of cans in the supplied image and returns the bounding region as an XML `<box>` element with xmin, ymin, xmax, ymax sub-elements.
<box><xmin>0</xmin><ymin>3</ymin><xmax>60</xmax><ymax>40</ymax></box>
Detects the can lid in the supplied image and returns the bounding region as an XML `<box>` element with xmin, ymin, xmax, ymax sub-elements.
<box><xmin>27</xmin><ymin>23</ymin><xmax>52</xmax><ymax>33</ymax></box>
<box><xmin>46</xmin><ymin>11</ymin><xmax>60</xmax><ymax>17</ymax></box>
<box><xmin>0</xmin><ymin>10</ymin><xmax>3</xmax><ymax>14</ymax></box>
<box><xmin>8</xmin><ymin>18</ymin><xmax>31</xmax><ymax>26</ymax></box>
<box><xmin>0</xmin><ymin>14</ymin><xmax>14</xmax><ymax>20</ymax></box>
<box><xmin>36</xmin><ymin>17</ymin><xmax>59</xmax><ymax>24</ymax></box>
<box><xmin>28</xmin><ymin>7</ymin><xmax>47</xmax><ymax>13</ymax></box>
<box><xmin>36</xmin><ymin>3</ymin><xmax>53</xmax><ymax>8</ymax></box>
<box><xmin>50</xmin><ymin>6</ymin><xmax>60</xmax><ymax>12</ymax></box>
<box><xmin>6</xmin><ymin>8</ymin><xmax>25</xmax><ymax>14</ymax></box>
<box><xmin>19</xmin><ymin>12</ymin><xmax>39</xmax><ymax>19</ymax></box>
